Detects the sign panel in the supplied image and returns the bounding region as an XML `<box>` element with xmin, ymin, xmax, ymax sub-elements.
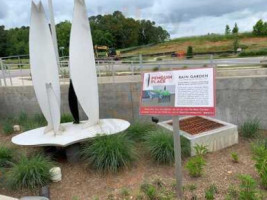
<box><xmin>140</xmin><ymin>68</ymin><xmax>215</xmax><ymax>116</ymax></box>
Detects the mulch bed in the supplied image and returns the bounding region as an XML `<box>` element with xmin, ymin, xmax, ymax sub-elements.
<box><xmin>0</xmin><ymin>128</ymin><xmax>267</xmax><ymax>199</ymax></box>
<box><xmin>168</xmin><ymin>116</ymin><xmax>224</xmax><ymax>135</ymax></box>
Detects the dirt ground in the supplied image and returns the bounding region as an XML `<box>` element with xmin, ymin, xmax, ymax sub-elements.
<box><xmin>0</xmin><ymin>130</ymin><xmax>267</xmax><ymax>200</ymax></box>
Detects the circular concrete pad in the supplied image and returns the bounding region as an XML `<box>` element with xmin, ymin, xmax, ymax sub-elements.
<box><xmin>12</xmin><ymin>119</ymin><xmax>130</xmax><ymax>147</ymax></box>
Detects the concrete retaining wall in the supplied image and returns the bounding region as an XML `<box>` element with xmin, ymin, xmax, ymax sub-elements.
<box><xmin>1</xmin><ymin>76</ymin><xmax>267</xmax><ymax>129</ymax></box>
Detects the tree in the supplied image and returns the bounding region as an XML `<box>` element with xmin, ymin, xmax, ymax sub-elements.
<box><xmin>232</xmin><ymin>23</ymin><xmax>239</xmax><ymax>34</ymax></box>
<box><xmin>0</xmin><ymin>26</ymin><xmax>7</xmax><ymax>57</ymax></box>
<box><xmin>56</xmin><ymin>21</ymin><xmax>71</xmax><ymax>55</ymax></box>
<box><xmin>187</xmin><ymin>46</ymin><xmax>193</xmax><ymax>59</ymax></box>
<box><xmin>233</xmin><ymin>36</ymin><xmax>239</xmax><ymax>53</ymax></box>
<box><xmin>225</xmin><ymin>25</ymin><xmax>231</xmax><ymax>35</ymax></box>
<box><xmin>253</xmin><ymin>19</ymin><xmax>267</xmax><ymax>36</ymax></box>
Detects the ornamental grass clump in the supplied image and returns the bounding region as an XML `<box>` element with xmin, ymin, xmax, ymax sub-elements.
<box><xmin>6</xmin><ymin>154</ymin><xmax>54</xmax><ymax>190</ymax></box>
<box><xmin>240</xmin><ymin>118</ymin><xmax>261</xmax><ymax>138</ymax></box>
<box><xmin>144</xmin><ymin>130</ymin><xmax>174</xmax><ymax>164</ymax></box>
<box><xmin>126</xmin><ymin>121</ymin><xmax>157</xmax><ymax>141</ymax></box>
<box><xmin>144</xmin><ymin>129</ymin><xmax>190</xmax><ymax>164</ymax></box>
<box><xmin>81</xmin><ymin>134</ymin><xmax>136</xmax><ymax>173</ymax></box>
<box><xmin>251</xmin><ymin>141</ymin><xmax>267</xmax><ymax>189</ymax></box>
<box><xmin>0</xmin><ymin>146</ymin><xmax>15</xmax><ymax>168</ymax></box>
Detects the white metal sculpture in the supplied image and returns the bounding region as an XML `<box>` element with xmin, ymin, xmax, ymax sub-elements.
<box><xmin>12</xmin><ymin>0</ymin><xmax>130</xmax><ymax>147</ymax></box>
<box><xmin>69</xmin><ymin>0</ymin><xmax>99</xmax><ymax>127</ymax></box>
<box><xmin>29</xmin><ymin>1</ymin><xmax>61</xmax><ymax>134</ymax></box>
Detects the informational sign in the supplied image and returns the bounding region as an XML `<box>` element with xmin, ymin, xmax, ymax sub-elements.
<box><xmin>140</xmin><ymin>68</ymin><xmax>215</xmax><ymax>116</ymax></box>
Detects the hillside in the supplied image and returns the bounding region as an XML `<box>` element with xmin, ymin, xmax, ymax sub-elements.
<box><xmin>122</xmin><ymin>33</ymin><xmax>267</xmax><ymax>57</ymax></box>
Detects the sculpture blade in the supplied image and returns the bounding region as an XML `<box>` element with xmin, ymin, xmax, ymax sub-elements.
<box><xmin>69</xmin><ymin>0</ymin><xmax>99</xmax><ymax>126</ymax></box>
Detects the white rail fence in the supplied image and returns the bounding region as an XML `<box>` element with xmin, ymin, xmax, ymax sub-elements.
<box><xmin>0</xmin><ymin>55</ymin><xmax>264</xmax><ymax>87</ymax></box>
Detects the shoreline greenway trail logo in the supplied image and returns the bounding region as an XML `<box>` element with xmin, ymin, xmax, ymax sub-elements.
<box><xmin>140</xmin><ymin>68</ymin><xmax>215</xmax><ymax>116</ymax></box>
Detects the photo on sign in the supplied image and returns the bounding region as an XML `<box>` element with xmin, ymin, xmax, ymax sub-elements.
<box><xmin>142</xmin><ymin>72</ymin><xmax>175</xmax><ymax>107</ymax></box>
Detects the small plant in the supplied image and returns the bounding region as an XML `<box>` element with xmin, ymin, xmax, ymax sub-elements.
<box><xmin>231</xmin><ymin>152</ymin><xmax>239</xmax><ymax>163</ymax></box>
<box><xmin>225</xmin><ymin>185</ymin><xmax>239</xmax><ymax>200</ymax></box>
<box><xmin>194</xmin><ymin>144</ymin><xmax>208</xmax><ymax>156</ymax></box>
<box><xmin>251</xmin><ymin>142</ymin><xmax>267</xmax><ymax>189</ymax></box>
<box><xmin>0</xmin><ymin>146</ymin><xmax>15</xmax><ymax>168</ymax></box>
<box><xmin>2</xmin><ymin>121</ymin><xmax>14</xmax><ymax>135</ymax></box>
<box><xmin>61</xmin><ymin>113</ymin><xmax>73</xmax><ymax>123</ymax></box>
<box><xmin>126</xmin><ymin>121</ymin><xmax>156</xmax><ymax>141</ymax></box>
<box><xmin>144</xmin><ymin>130</ymin><xmax>174</xmax><ymax>164</ymax></box>
<box><xmin>186</xmin><ymin>184</ymin><xmax>197</xmax><ymax>200</ymax></box>
<box><xmin>120</xmin><ymin>187</ymin><xmax>130</xmax><ymax>197</ymax></box>
<box><xmin>240</xmin><ymin>118</ymin><xmax>260</xmax><ymax>138</ymax></box>
<box><xmin>185</xmin><ymin>156</ymin><xmax>206</xmax><ymax>177</ymax></box>
<box><xmin>140</xmin><ymin>183</ymin><xmax>158</xmax><ymax>200</ymax></box>
<box><xmin>81</xmin><ymin>134</ymin><xmax>136</xmax><ymax>173</ymax></box>
<box><xmin>205</xmin><ymin>184</ymin><xmax>218</xmax><ymax>200</ymax></box>
<box><xmin>6</xmin><ymin>154</ymin><xmax>54</xmax><ymax>189</ymax></box>
<box><xmin>238</xmin><ymin>174</ymin><xmax>259</xmax><ymax>200</ymax></box>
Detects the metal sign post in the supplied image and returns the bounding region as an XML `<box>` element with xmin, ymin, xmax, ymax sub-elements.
<box><xmin>172</xmin><ymin>116</ymin><xmax>183</xmax><ymax>199</ymax></box>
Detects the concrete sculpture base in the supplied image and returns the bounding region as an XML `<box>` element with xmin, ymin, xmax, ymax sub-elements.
<box><xmin>12</xmin><ymin>119</ymin><xmax>130</xmax><ymax>147</ymax></box>
<box><xmin>158</xmin><ymin>116</ymin><xmax>238</xmax><ymax>156</ymax></box>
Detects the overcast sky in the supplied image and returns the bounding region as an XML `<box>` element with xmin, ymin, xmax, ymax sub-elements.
<box><xmin>1</xmin><ymin>0</ymin><xmax>267</xmax><ymax>38</ymax></box>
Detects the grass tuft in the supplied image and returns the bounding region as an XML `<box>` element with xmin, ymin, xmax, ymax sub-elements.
<box><xmin>126</xmin><ymin>121</ymin><xmax>157</xmax><ymax>141</ymax></box>
<box><xmin>0</xmin><ymin>146</ymin><xmax>15</xmax><ymax>168</ymax></box>
<box><xmin>81</xmin><ymin>134</ymin><xmax>136</xmax><ymax>173</ymax></box>
<box><xmin>5</xmin><ymin>154</ymin><xmax>54</xmax><ymax>190</ymax></box>
<box><xmin>144</xmin><ymin>129</ymin><xmax>190</xmax><ymax>164</ymax></box>
<box><xmin>61</xmin><ymin>113</ymin><xmax>73</xmax><ymax>123</ymax></box>
<box><xmin>144</xmin><ymin>130</ymin><xmax>174</xmax><ymax>164</ymax></box>
<box><xmin>240</xmin><ymin>118</ymin><xmax>261</xmax><ymax>138</ymax></box>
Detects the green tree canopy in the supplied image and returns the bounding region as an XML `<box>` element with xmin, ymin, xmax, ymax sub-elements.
<box><xmin>232</xmin><ymin>23</ymin><xmax>239</xmax><ymax>34</ymax></box>
<box><xmin>0</xmin><ymin>10</ymin><xmax>170</xmax><ymax>57</ymax></box>
<box><xmin>225</xmin><ymin>25</ymin><xmax>231</xmax><ymax>35</ymax></box>
<box><xmin>253</xmin><ymin>19</ymin><xmax>267</xmax><ymax>36</ymax></box>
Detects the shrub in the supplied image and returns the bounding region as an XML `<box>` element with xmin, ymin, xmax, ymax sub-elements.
<box><xmin>61</xmin><ymin>113</ymin><xmax>73</xmax><ymax>123</ymax></box>
<box><xmin>81</xmin><ymin>134</ymin><xmax>136</xmax><ymax>173</ymax></box>
<box><xmin>238</xmin><ymin>174</ymin><xmax>259</xmax><ymax>200</ymax></box>
<box><xmin>0</xmin><ymin>146</ymin><xmax>15</xmax><ymax>168</ymax></box>
<box><xmin>205</xmin><ymin>184</ymin><xmax>218</xmax><ymax>200</ymax></box>
<box><xmin>6</xmin><ymin>154</ymin><xmax>54</xmax><ymax>189</ymax></box>
<box><xmin>240</xmin><ymin>118</ymin><xmax>260</xmax><ymax>138</ymax></box>
<box><xmin>194</xmin><ymin>144</ymin><xmax>208</xmax><ymax>156</ymax></box>
<box><xmin>231</xmin><ymin>152</ymin><xmax>239</xmax><ymax>163</ymax></box>
<box><xmin>185</xmin><ymin>156</ymin><xmax>206</xmax><ymax>177</ymax></box>
<box><xmin>126</xmin><ymin>121</ymin><xmax>157</xmax><ymax>141</ymax></box>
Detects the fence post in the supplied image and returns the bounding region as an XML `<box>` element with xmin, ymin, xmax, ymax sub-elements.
<box><xmin>0</xmin><ymin>59</ymin><xmax>7</xmax><ymax>86</ymax></box>
<box><xmin>131</xmin><ymin>61</ymin><xmax>134</xmax><ymax>76</ymax></box>
<box><xmin>18</xmin><ymin>56</ymin><xmax>24</xmax><ymax>86</ymax></box>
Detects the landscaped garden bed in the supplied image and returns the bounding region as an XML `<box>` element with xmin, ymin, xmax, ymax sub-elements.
<box><xmin>159</xmin><ymin>116</ymin><xmax>238</xmax><ymax>156</ymax></box>
<box><xmin>0</xmin><ymin>115</ymin><xmax>266</xmax><ymax>199</ymax></box>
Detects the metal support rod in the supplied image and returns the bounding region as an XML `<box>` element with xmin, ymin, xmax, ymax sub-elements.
<box><xmin>48</xmin><ymin>0</ymin><xmax>60</xmax><ymax>68</ymax></box>
<box><xmin>172</xmin><ymin>116</ymin><xmax>183</xmax><ymax>199</ymax></box>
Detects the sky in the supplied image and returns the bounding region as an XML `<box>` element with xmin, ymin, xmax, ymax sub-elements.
<box><xmin>1</xmin><ymin>0</ymin><xmax>267</xmax><ymax>38</ymax></box>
